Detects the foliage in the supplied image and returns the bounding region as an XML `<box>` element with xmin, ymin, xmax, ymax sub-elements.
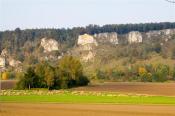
<box><xmin>58</xmin><ymin>56</ymin><xmax>89</xmax><ymax>88</ymax></box>
<box><xmin>91</xmin><ymin>63</ymin><xmax>173</xmax><ymax>82</ymax></box>
<box><xmin>16</xmin><ymin>56</ymin><xmax>89</xmax><ymax>90</ymax></box>
<box><xmin>16</xmin><ymin>67</ymin><xmax>36</xmax><ymax>89</ymax></box>
<box><xmin>44</xmin><ymin>66</ymin><xmax>55</xmax><ymax>90</ymax></box>
<box><xmin>152</xmin><ymin>64</ymin><xmax>169</xmax><ymax>82</ymax></box>
<box><xmin>1</xmin><ymin>72</ymin><xmax>9</xmax><ymax>80</ymax></box>
<box><xmin>173</xmin><ymin>66</ymin><xmax>175</xmax><ymax>80</ymax></box>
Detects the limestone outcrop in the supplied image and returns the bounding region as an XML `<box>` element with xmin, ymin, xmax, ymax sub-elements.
<box><xmin>162</xmin><ymin>29</ymin><xmax>175</xmax><ymax>35</ymax></box>
<box><xmin>128</xmin><ymin>31</ymin><xmax>143</xmax><ymax>44</ymax></box>
<box><xmin>77</xmin><ymin>34</ymin><xmax>98</xmax><ymax>62</ymax></box>
<box><xmin>41</xmin><ymin>38</ymin><xmax>59</xmax><ymax>52</ymax></box>
<box><xmin>94</xmin><ymin>32</ymin><xmax>118</xmax><ymax>45</ymax></box>
<box><xmin>77</xmin><ymin>34</ymin><xmax>98</xmax><ymax>46</ymax></box>
<box><xmin>0</xmin><ymin>56</ymin><xmax>5</xmax><ymax>68</ymax></box>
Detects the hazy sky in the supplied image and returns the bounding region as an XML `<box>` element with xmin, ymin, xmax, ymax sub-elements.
<box><xmin>0</xmin><ymin>0</ymin><xmax>175</xmax><ymax>31</ymax></box>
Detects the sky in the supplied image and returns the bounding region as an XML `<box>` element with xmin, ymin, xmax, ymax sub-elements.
<box><xmin>0</xmin><ymin>0</ymin><xmax>175</xmax><ymax>31</ymax></box>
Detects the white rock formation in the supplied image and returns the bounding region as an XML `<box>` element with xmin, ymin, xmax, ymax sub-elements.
<box><xmin>0</xmin><ymin>56</ymin><xmax>5</xmax><ymax>68</ymax></box>
<box><xmin>146</xmin><ymin>31</ymin><xmax>161</xmax><ymax>38</ymax></box>
<box><xmin>82</xmin><ymin>51</ymin><xmax>95</xmax><ymax>62</ymax></box>
<box><xmin>9</xmin><ymin>59</ymin><xmax>21</xmax><ymax>67</ymax></box>
<box><xmin>128</xmin><ymin>31</ymin><xmax>142</xmax><ymax>44</ymax></box>
<box><xmin>41</xmin><ymin>38</ymin><xmax>59</xmax><ymax>52</ymax></box>
<box><xmin>162</xmin><ymin>29</ymin><xmax>175</xmax><ymax>35</ymax></box>
<box><xmin>94</xmin><ymin>32</ymin><xmax>118</xmax><ymax>45</ymax></box>
<box><xmin>146</xmin><ymin>29</ymin><xmax>175</xmax><ymax>38</ymax></box>
<box><xmin>78</xmin><ymin>34</ymin><xmax>98</xmax><ymax>46</ymax></box>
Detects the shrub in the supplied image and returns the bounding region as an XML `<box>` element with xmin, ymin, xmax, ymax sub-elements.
<box><xmin>152</xmin><ymin>64</ymin><xmax>169</xmax><ymax>82</ymax></box>
<box><xmin>1</xmin><ymin>72</ymin><xmax>9</xmax><ymax>80</ymax></box>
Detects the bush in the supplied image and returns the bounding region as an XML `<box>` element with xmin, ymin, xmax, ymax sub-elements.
<box><xmin>152</xmin><ymin>64</ymin><xmax>169</xmax><ymax>82</ymax></box>
<box><xmin>1</xmin><ymin>72</ymin><xmax>9</xmax><ymax>80</ymax></box>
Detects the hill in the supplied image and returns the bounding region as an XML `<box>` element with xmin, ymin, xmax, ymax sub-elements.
<box><xmin>0</xmin><ymin>22</ymin><xmax>175</xmax><ymax>82</ymax></box>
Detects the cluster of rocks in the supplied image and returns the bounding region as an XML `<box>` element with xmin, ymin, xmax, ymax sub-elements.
<box><xmin>76</xmin><ymin>32</ymin><xmax>142</xmax><ymax>62</ymax></box>
<box><xmin>0</xmin><ymin>49</ymin><xmax>22</xmax><ymax>71</ymax></box>
<box><xmin>76</xmin><ymin>29</ymin><xmax>175</xmax><ymax>62</ymax></box>
<box><xmin>1</xmin><ymin>29</ymin><xmax>175</xmax><ymax>68</ymax></box>
<box><xmin>146</xmin><ymin>29</ymin><xmax>175</xmax><ymax>42</ymax></box>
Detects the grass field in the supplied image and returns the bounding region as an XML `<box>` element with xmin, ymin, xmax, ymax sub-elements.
<box><xmin>1</xmin><ymin>90</ymin><xmax>175</xmax><ymax>105</ymax></box>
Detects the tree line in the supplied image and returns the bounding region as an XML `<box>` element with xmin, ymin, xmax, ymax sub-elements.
<box><xmin>16</xmin><ymin>56</ymin><xmax>89</xmax><ymax>90</ymax></box>
<box><xmin>94</xmin><ymin>64</ymin><xmax>175</xmax><ymax>82</ymax></box>
<box><xmin>0</xmin><ymin>22</ymin><xmax>175</xmax><ymax>53</ymax></box>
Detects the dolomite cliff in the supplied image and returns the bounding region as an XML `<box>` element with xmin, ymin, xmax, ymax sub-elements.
<box><xmin>41</xmin><ymin>38</ymin><xmax>59</xmax><ymax>52</ymax></box>
<box><xmin>94</xmin><ymin>32</ymin><xmax>118</xmax><ymax>45</ymax></box>
<box><xmin>128</xmin><ymin>31</ymin><xmax>143</xmax><ymax>44</ymax></box>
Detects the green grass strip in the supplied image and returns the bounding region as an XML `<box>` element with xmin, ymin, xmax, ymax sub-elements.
<box><xmin>1</xmin><ymin>94</ymin><xmax>175</xmax><ymax>105</ymax></box>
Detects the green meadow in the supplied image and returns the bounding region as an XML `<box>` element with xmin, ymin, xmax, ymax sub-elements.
<box><xmin>1</xmin><ymin>90</ymin><xmax>175</xmax><ymax>105</ymax></box>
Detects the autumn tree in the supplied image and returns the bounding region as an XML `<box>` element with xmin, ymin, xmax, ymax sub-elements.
<box><xmin>58</xmin><ymin>56</ymin><xmax>89</xmax><ymax>88</ymax></box>
<box><xmin>1</xmin><ymin>72</ymin><xmax>9</xmax><ymax>80</ymax></box>
<box><xmin>44</xmin><ymin>66</ymin><xmax>55</xmax><ymax>90</ymax></box>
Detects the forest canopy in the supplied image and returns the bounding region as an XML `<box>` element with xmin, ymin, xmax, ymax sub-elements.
<box><xmin>0</xmin><ymin>22</ymin><xmax>175</xmax><ymax>51</ymax></box>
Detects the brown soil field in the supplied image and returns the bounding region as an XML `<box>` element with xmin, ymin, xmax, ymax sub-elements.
<box><xmin>1</xmin><ymin>80</ymin><xmax>17</xmax><ymax>90</ymax></box>
<box><xmin>73</xmin><ymin>82</ymin><xmax>175</xmax><ymax>96</ymax></box>
<box><xmin>1</xmin><ymin>80</ymin><xmax>175</xmax><ymax>96</ymax></box>
<box><xmin>1</xmin><ymin>103</ymin><xmax>175</xmax><ymax>116</ymax></box>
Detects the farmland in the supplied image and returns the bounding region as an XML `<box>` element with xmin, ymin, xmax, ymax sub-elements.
<box><xmin>2</xmin><ymin>80</ymin><xmax>175</xmax><ymax>96</ymax></box>
<box><xmin>1</xmin><ymin>103</ymin><xmax>175</xmax><ymax>116</ymax></box>
<box><xmin>73</xmin><ymin>82</ymin><xmax>175</xmax><ymax>96</ymax></box>
<box><xmin>1</xmin><ymin>82</ymin><xmax>175</xmax><ymax>116</ymax></box>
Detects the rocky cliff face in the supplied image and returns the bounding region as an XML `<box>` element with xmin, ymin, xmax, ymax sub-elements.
<box><xmin>162</xmin><ymin>29</ymin><xmax>175</xmax><ymax>35</ymax></box>
<box><xmin>128</xmin><ymin>31</ymin><xmax>143</xmax><ymax>44</ymax></box>
<box><xmin>78</xmin><ymin>34</ymin><xmax>98</xmax><ymax>46</ymax></box>
<box><xmin>146</xmin><ymin>29</ymin><xmax>175</xmax><ymax>42</ymax></box>
<box><xmin>0</xmin><ymin>56</ymin><xmax>5</xmax><ymax>68</ymax></box>
<box><xmin>41</xmin><ymin>38</ymin><xmax>59</xmax><ymax>52</ymax></box>
<box><xmin>76</xmin><ymin>34</ymin><xmax>98</xmax><ymax>62</ymax></box>
<box><xmin>94</xmin><ymin>32</ymin><xmax>118</xmax><ymax>45</ymax></box>
<box><xmin>77</xmin><ymin>34</ymin><xmax>98</xmax><ymax>51</ymax></box>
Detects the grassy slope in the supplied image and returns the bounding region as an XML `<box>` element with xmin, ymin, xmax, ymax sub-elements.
<box><xmin>1</xmin><ymin>93</ymin><xmax>175</xmax><ymax>105</ymax></box>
